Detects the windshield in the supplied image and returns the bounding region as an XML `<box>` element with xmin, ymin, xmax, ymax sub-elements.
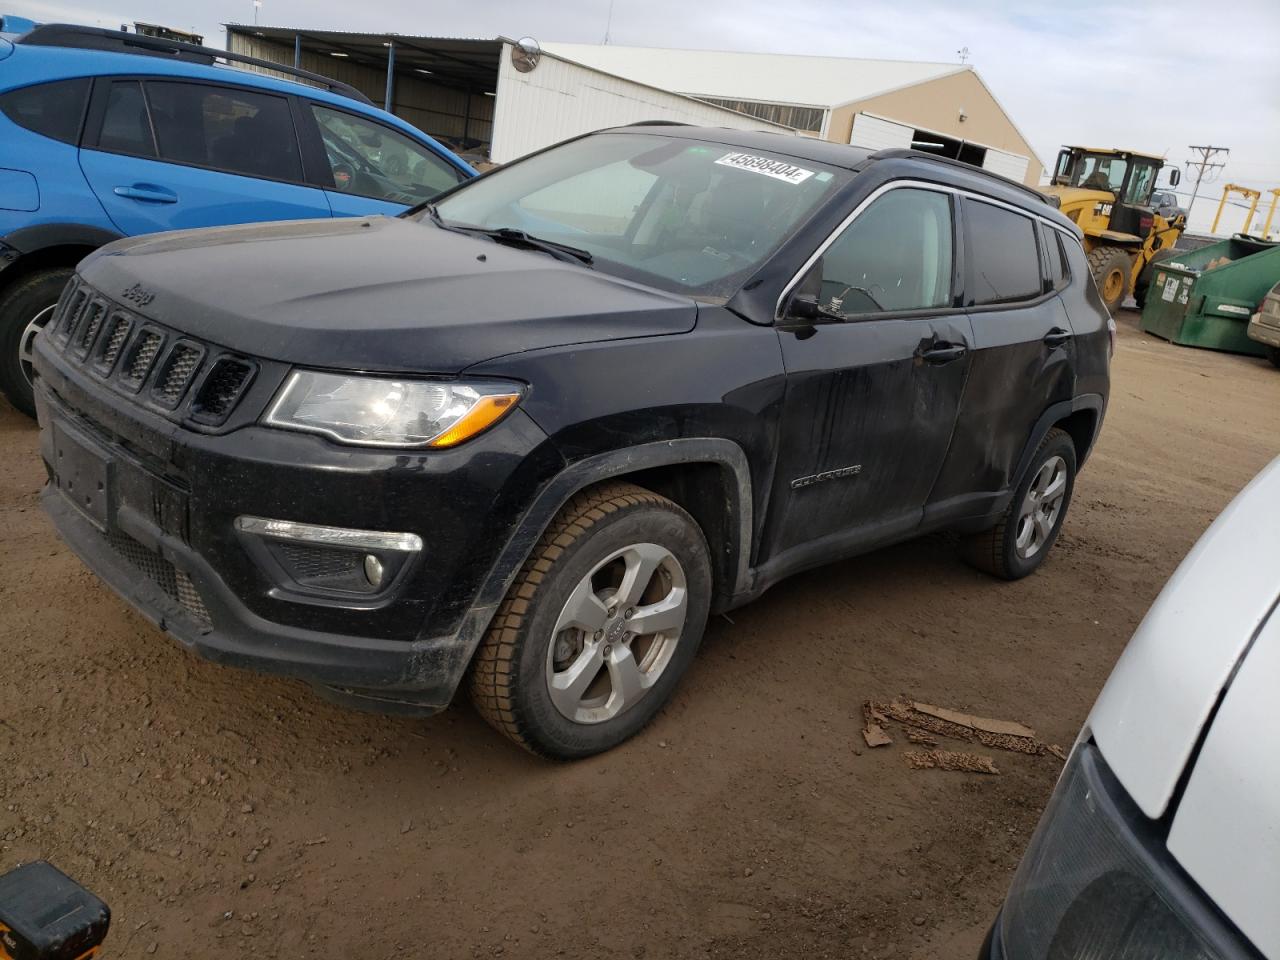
<box><xmin>429</xmin><ymin>133</ymin><xmax>843</xmax><ymax>297</ymax></box>
<box><xmin>1069</xmin><ymin>153</ymin><xmax>1129</xmax><ymax>193</ymax></box>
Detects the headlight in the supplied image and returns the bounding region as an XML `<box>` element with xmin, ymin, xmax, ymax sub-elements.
<box><xmin>997</xmin><ymin>742</ymin><xmax>1244</xmax><ymax>959</ymax></box>
<box><xmin>264</xmin><ymin>371</ymin><xmax>521</xmax><ymax>448</ymax></box>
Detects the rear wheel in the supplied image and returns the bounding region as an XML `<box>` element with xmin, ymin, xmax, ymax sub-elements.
<box><xmin>962</xmin><ymin>428</ymin><xmax>1077</xmax><ymax>580</ymax></box>
<box><xmin>0</xmin><ymin>268</ymin><xmax>74</xmax><ymax>418</ymax></box>
<box><xmin>469</xmin><ymin>482</ymin><xmax>712</xmax><ymax>759</ymax></box>
<box><xmin>1087</xmin><ymin>246</ymin><xmax>1132</xmax><ymax>316</ymax></box>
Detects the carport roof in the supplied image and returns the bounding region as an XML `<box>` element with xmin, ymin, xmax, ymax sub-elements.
<box><xmin>223</xmin><ymin>25</ymin><xmax>504</xmax><ymax>89</ymax></box>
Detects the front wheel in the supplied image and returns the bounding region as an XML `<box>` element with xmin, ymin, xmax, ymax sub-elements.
<box><xmin>0</xmin><ymin>267</ymin><xmax>74</xmax><ymax>418</ymax></box>
<box><xmin>962</xmin><ymin>428</ymin><xmax>1077</xmax><ymax>580</ymax></box>
<box><xmin>469</xmin><ymin>482</ymin><xmax>712</xmax><ymax>759</ymax></box>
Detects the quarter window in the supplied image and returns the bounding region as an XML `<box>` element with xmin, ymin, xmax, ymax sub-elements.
<box><xmin>966</xmin><ymin>200</ymin><xmax>1042</xmax><ymax>305</ymax></box>
<box><xmin>1047</xmin><ymin>229</ymin><xmax>1071</xmax><ymax>291</ymax></box>
<box><xmin>145</xmin><ymin>81</ymin><xmax>302</xmax><ymax>182</ymax></box>
<box><xmin>815</xmin><ymin>188</ymin><xmax>954</xmax><ymax>316</ymax></box>
<box><xmin>0</xmin><ymin>78</ymin><xmax>90</xmax><ymax>144</ymax></box>
<box><xmin>311</xmin><ymin>104</ymin><xmax>465</xmax><ymax>203</ymax></box>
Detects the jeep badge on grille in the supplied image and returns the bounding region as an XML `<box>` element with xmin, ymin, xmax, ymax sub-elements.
<box><xmin>121</xmin><ymin>283</ymin><xmax>155</xmax><ymax>307</ymax></box>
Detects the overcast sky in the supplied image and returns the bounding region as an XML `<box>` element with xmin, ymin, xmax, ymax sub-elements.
<box><xmin>11</xmin><ymin>0</ymin><xmax>1280</xmax><ymax>232</ymax></box>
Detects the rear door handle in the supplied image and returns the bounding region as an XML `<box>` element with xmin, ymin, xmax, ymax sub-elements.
<box><xmin>113</xmin><ymin>184</ymin><xmax>178</xmax><ymax>204</ymax></box>
<box><xmin>1043</xmin><ymin>327</ymin><xmax>1072</xmax><ymax>348</ymax></box>
<box><xmin>919</xmin><ymin>342</ymin><xmax>967</xmax><ymax>365</ymax></box>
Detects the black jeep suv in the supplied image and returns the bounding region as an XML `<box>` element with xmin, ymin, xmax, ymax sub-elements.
<box><xmin>33</xmin><ymin>126</ymin><xmax>1111</xmax><ymax>758</ymax></box>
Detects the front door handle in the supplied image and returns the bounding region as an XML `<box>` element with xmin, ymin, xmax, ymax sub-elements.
<box><xmin>113</xmin><ymin>184</ymin><xmax>178</xmax><ymax>204</ymax></box>
<box><xmin>1043</xmin><ymin>327</ymin><xmax>1072</xmax><ymax>348</ymax></box>
<box><xmin>918</xmin><ymin>342</ymin><xmax>968</xmax><ymax>365</ymax></box>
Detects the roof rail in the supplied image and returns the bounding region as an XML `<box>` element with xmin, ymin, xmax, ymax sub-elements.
<box><xmin>18</xmin><ymin>24</ymin><xmax>374</xmax><ymax>105</ymax></box>
<box><xmin>622</xmin><ymin>120</ymin><xmax>693</xmax><ymax>127</ymax></box>
<box><xmin>868</xmin><ymin>148</ymin><xmax>1051</xmax><ymax>205</ymax></box>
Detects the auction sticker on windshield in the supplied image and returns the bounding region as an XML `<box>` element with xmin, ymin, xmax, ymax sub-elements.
<box><xmin>715</xmin><ymin>152</ymin><xmax>815</xmax><ymax>185</ymax></box>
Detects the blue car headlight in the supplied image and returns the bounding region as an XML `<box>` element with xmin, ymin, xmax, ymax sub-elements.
<box><xmin>997</xmin><ymin>742</ymin><xmax>1250</xmax><ymax>959</ymax></box>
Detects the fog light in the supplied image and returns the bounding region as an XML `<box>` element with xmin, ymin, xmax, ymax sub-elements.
<box><xmin>364</xmin><ymin>553</ymin><xmax>384</xmax><ymax>588</ymax></box>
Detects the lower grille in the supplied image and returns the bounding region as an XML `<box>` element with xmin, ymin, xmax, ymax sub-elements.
<box><xmin>107</xmin><ymin>530</ymin><xmax>212</xmax><ymax>628</ymax></box>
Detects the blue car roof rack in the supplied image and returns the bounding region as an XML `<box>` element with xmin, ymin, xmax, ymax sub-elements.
<box><xmin>18</xmin><ymin>23</ymin><xmax>374</xmax><ymax>105</ymax></box>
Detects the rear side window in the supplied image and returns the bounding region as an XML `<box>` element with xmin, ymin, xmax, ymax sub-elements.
<box><xmin>966</xmin><ymin>200</ymin><xmax>1042</xmax><ymax>305</ymax></box>
<box><xmin>98</xmin><ymin>80</ymin><xmax>156</xmax><ymax>158</ymax></box>
<box><xmin>146</xmin><ymin>81</ymin><xmax>303</xmax><ymax>182</ymax></box>
<box><xmin>0</xmin><ymin>78</ymin><xmax>90</xmax><ymax>144</ymax></box>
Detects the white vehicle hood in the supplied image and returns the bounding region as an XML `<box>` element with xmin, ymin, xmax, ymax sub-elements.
<box><xmin>1167</xmin><ymin>609</ymin><xmax>1280</xmax><ymax>957</ymax></box>
<box><xmin>1087</xmin><ymin>456</ymin><xmax>1280</xmax><ymax>818</ymax></box>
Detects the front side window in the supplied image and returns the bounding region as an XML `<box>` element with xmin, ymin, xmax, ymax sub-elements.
<box><xmin>311</xmin><ymin>104</ymin><xmax>465</xmax><ymax>204</ymax></box>
<box><xmin>966</xmin><ymin>200</ymin><xmax>1042</xmax><ymax>305</ymax></box>
<box><xmin>145</xmin><ymin>81</ymin><xmax>302</xmax><ymax>182</ymax></box>
<box><xmin>433</xmin><ymin>133</ymin><xmax>843</xmax><ymax>297</ymax></box>
<box><xmin>0</xmin><ymin>77</ymin><xmax>90</xmax><ymax>144</ymax></box>
<box><xmin>814</xmin><ymin>188</ymin><xmax>954</xmax><ymax>316</ymax></box>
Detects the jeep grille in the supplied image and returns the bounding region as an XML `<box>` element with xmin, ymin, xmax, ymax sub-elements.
<box><xmin>43</xmin><ymin>277</ymin><xmax>258</xmax><ymax>426</ymax></box>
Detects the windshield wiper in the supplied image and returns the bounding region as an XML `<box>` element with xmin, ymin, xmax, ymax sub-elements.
<box><xmin>467</xmin><ymin>226</ymin><xmax>594</xmax><ymax>266</ymax></box>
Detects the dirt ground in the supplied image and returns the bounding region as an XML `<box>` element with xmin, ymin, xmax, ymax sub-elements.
<box><xmin>2</xmin><ymin>312</ymin><xmax>1278</xmax><ymax>959</ymax></box>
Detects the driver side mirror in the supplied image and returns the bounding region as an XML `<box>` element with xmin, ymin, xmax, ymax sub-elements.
<box><xmin>782</xmin><ymin>260</ymin><xmax>832</xmax><ymax>324</ymax></box>
<box><xmin>1168</xmin><ymin>167</ymin><xmax>1181</xmax><ymax>187</ymax></box>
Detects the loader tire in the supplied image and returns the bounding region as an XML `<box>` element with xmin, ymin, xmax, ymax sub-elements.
<box><xmin>1087</xmin><ymin>246</ymin><xmax>1132</xmax><ymax>316</ymax></box>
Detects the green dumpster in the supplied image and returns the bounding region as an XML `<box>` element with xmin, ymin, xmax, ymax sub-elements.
<box><xmin>1140</xmin><ymin>234</ymin><xmax>1280</xmax><ymax>356</ymax></box>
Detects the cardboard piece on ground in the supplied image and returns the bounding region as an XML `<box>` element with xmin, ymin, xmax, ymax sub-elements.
<box><xmin>862</xmin><ymin>724</ymin><xmax>892</xmax><ymax>748</ymax></box>
<box><xmin>904</xmin><ymin>749</ymin><xmax>1000</xmax><ymax>775</ymax></box>
<box><xmin>912</xmin><ymin>701</ymin><xmax>1036</xmax><ymax>740</ymax></box>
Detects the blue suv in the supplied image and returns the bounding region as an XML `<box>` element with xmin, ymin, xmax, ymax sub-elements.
<box><xmin>0</xmin><ymin>23</ymin><xmax>474</xmax><ymax>416</ymax></box>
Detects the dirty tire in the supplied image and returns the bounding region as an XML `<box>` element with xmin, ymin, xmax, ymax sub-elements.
<box><xmin>0</xmin><ymin>267</ymin><xmax>73</xmax><ymax>418</ymax></box>
<box><xmin>469</xmin><ymin>482</ymin><xmax>712</xmax><ymax>760</ymax></box>
<box><xmin>1267</xmin><ymin>346</ymin><xmax>1280</xmax><ymax>370</ymax></box>
<box><xmin>1087</xmin><ymin>246</ymin><xmax>1131</xmax><ymax>316</ymax></box>
<box><xmin>962</xmin><ymin>428</ymin><xmax>1077</xmax><ymax>581</ymax></box>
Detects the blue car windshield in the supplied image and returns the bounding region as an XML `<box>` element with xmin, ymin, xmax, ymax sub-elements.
<box><xmin>429</xmin><ymin>133</ymin><xmax>844</xmax><ymax>298</ymax></box>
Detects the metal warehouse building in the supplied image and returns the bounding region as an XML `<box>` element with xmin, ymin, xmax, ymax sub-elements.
<box><xmin>226</xmin><ymin>26</ymin><xmax>1042</xmax><ymax>184</ymax></box>
<box><xmin>543</xmin><ymin>43</ymin><xmax>1044</xmax><ymax>185</ymax></box>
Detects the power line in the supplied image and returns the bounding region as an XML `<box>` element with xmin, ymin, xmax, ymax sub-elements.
<box><xmin>1184</xmin><ymin>145</ymin><xmax>1229</xmax><ymax>216</ymax></box>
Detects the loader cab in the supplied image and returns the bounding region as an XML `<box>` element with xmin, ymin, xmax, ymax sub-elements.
<box><xmin>1051</xmin><ymin>147</ymin><xmax>1179</xmax><ymax>239</ymax></box>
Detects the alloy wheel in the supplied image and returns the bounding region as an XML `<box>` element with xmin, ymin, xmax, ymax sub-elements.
<box><xmin>1015</xmin><ymin>455</ymin><xmax>1068</xmax><ymax>560</ymax></box>
<box><xmin>19</xmin><ymin>304</ymin><xmax>56</xmax><ymax>387</ymax></box>
<box><xmin>545</xmin><ymin>542</ymin><xmax>688</xmax><ymax>724</ymax></box>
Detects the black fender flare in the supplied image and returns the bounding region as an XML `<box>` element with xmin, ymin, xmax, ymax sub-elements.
<box><xmin>1</xmin><ymin>223</ymin><xmax>122</xmax><ymax>264</ymax></box>
<box><xmin>1011</xmin><ymin>393</ymin><xmax>1106</xmax><ymax>490</ymax></box>
<box><xmin>476</xmin><ymin>438</ymin><xmax>754</xmax><ymax>614</ymax></box>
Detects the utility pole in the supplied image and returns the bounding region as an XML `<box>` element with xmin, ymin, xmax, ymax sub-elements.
<box><xmin>957</xmin><ymin>46</ymin><xmax>970</xmax><ymax>64</ymax></box>
<box><xmin>1184</xmin><ymin>144</ymin><xmax>1229</xmax><ymax>215</ymax></box>
<box><xmin>603</xmin><ymin>0</ymin><xmax>615</xmax><ymax>44</ymax></box>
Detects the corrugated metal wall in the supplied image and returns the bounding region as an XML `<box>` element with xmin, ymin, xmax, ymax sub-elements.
<box><xmin>227</xmin><ymin>35</ymin><xmax>495</xmax><ymax>145</ymax></box>
<box><xmin>489</xmin><ymin>46</ymin><xmax>792</xmax><ymax>164</ymax></box>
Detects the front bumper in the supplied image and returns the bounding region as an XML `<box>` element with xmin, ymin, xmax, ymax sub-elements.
<box><xmin>34</xmin><ymin>335</ymin><xmax>560</xmax><ymax>711</ymax></box>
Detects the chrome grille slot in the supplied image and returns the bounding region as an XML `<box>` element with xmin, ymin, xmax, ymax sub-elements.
<box><xmin>55</xmin><ymin>287</ymin><xmax>89</xmax><ymax>343</ymax></box>
<box><xmin>152</xmin><ymin>342</ymin><xmax>204</xmax><ymax>408</ymax></box>
<box><xmin>94</xmin><ymin>313</ymin><xmax>133</xmax><ymax>373</ymax></box>
<box><xmin>71</xmin><ymin>300</ymin><xmax>107</xmax><ymax>358</ymax></box>
<box><xmin>122</xmin><ymin>330</ymin><xmax>164</xmax><ymax>387</ymax></box>
<box><xmin>191</xmin><ymin>357</ymin><xmax>256</xmax><ymax>424</ymax></box>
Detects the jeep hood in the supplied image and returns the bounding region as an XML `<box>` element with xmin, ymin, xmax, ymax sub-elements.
<box><xmin>76</xmin><ymin>216</ymin><xmax>698</xmax><ymax>372</ymax></box>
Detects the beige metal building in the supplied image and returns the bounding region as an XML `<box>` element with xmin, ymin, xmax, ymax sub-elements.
<box><xmin>542</xmin><ymin>43</ymin><xmax>1045</xmax><ymax>185</ymax></box>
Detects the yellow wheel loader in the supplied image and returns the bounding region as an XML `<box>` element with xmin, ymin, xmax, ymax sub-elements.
<box><xmin>1042</xmin><ymin>147</ymin><xmax>1185</xmax><ymax>314</ymax></box>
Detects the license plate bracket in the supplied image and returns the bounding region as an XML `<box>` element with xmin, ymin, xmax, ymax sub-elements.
<box><xmin>51</xmin><ymin>420</ymin><xmax>114</xmax><ymax>531</ymax></box>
